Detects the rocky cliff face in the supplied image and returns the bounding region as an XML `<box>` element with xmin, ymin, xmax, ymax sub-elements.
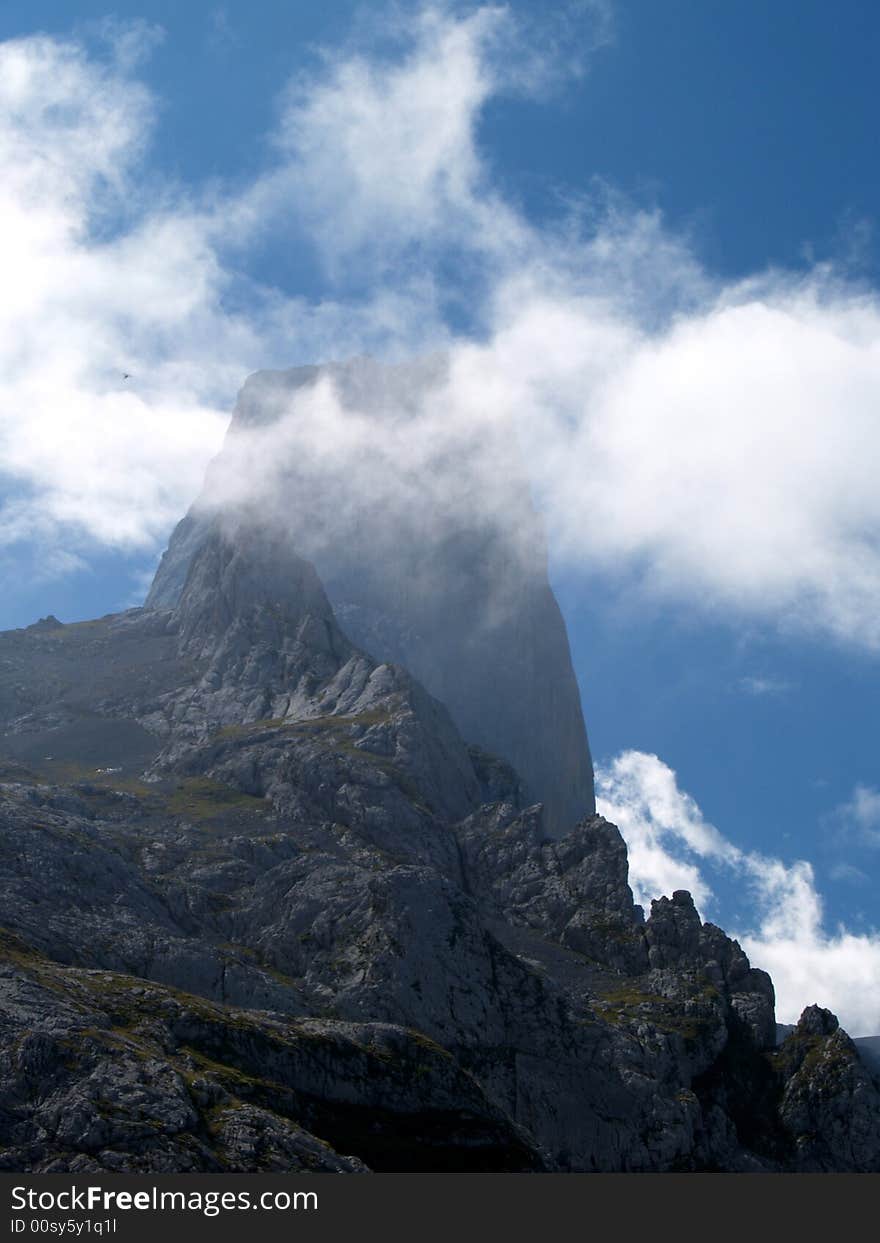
<box><xmin>147</xmin><ymin>357</ymin><xmax>595</xmax><ymax>837</ymax></box>
<box><xmin>1</xmin><ymin>518</ymin><xmax>878</xmax><ymax>1172</ymax></box>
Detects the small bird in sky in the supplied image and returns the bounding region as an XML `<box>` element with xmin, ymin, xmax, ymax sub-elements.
<box><xmin>122</xmin><ymin>373</ymin><xmax>132</xmax><ymax>380</ymax></box>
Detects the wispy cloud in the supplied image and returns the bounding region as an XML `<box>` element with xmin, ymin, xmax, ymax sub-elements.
<box><xmin>597</xmin><ymin>750</ymin><xmax>880</xmax><ymax>1036</ymax></box>
<box><xmin>207</xmin><ymin>8</ymin><xmax>238</xmax><ymax>56</ymax></box>
<box><xmin>827</xmin><ymin>784</ymin><xmax>880</xmax><ymax>848</ymax></box>
<box><xmin>737</xmin><ymin>675</ymin><xmax>792</xmax><ymax>697</ymax></box>
<box><xmin>830</xmin><ymin>861</ymin><xmax>871</xmax><ymax>886</ymax></box>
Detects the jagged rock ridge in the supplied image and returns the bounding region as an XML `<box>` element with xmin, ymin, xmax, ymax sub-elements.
<box><xmin>1</xmin><ymin>518</ymin><xmax>878</xmax><ymax>1172</ymax></box>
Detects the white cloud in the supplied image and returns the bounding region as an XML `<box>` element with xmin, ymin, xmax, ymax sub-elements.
<box><xmin>474</xmin><ymin>272</ymin><xmax>880</xmax><ymax>650</ymax></box>
<box><xmin>244</xmin><ymin>2</ymin><xmax>611</xmax><ymax>275</ymax></box>
<box><xmin>597</xmin><ymin>750</ymin><xmax>880</xmax><ymax>1036</ymax></box>
<box><xmin>266</xmin><ymin>4</ymin><xmax>518</xmax><ymax>265</ymax></box>
<box><xmin>593</xmin><ymin>749</ymin><xmax>736</xmax><ymax>911</ymax></box>
<box><xmin>740</xmin><ymin>928</ymin><xmax>880</xmax><ymax>1042</ymax></box>
<box><xmin>0</xmin><ymin>30</ymin><xmax>240</xmax><ymax>552</ymax></box>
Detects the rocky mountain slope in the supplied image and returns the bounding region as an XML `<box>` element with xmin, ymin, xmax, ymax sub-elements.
<box><xmin>1</xmin><ymin>514</ymin><xmax>878</xmax><ymax>1172</ymax></box>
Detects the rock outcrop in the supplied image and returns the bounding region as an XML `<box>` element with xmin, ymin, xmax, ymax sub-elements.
<box><xmin>1</xmin><ymin>518</ymin><xmax>878</xmax><ymax>1172</ymax></box>
<box><xmin>770</xmin><ymin>1007</ymin><xmax>880</xmax><ymax>1172</ymax></box>
<box><xmin>147</xmin><ymin>357</ymin><xmax>595</xmax><ymax>836</ymax></box>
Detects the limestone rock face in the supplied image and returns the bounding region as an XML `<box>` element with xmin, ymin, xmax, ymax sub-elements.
<box><xmin>147</xmin><ymin>357</ymin><xmax>595</xmax><ymax>836</ymax></box>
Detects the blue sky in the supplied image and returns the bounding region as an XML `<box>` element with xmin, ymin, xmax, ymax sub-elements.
<box><xmin>0</xmin><ymin>1</ymin><xmax>879</xmax><ymax>1031</ymax></box>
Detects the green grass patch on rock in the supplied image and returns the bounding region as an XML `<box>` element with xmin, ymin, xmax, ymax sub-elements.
<box><xmin>166</xmin><ymin>777</ymin><xmax>266</xmax><ymax>822</ymax></box>
<box><xmin>594</xmin><ymin>984</ymin><xmax>706</xmax><ymax>1040</ymax></box>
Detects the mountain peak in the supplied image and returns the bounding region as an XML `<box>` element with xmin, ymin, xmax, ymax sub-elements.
<box><xmin>148</xmin><ymin>356</ymin><xmax>596</xmax><ymax>835</ymax></box>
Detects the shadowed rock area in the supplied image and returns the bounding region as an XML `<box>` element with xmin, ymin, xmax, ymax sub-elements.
<box><xmin>1</xmin><ymin>513</ymin><xmax>879</xmax><ymax>1172</ymax></box>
